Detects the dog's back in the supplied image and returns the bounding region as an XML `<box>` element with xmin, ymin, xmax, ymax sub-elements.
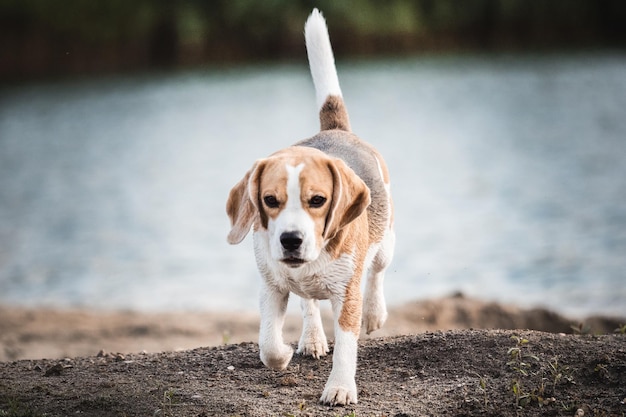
<box><xmin>297</xmin><ymin>9</ymin><xmax>392</xmax><ymax>243</ymax></box>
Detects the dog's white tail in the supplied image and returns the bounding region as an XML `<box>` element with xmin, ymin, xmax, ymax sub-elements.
<box><xmin>305</xmin><ymin>8</ymin><xmax>351</xmax><ymax>132</ymax></box>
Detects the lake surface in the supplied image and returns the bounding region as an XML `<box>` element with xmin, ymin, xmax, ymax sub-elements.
<box><xmin>1</xmin><ymin>52</ymin><xmax>625</xmax><ymax>318</ymax></box>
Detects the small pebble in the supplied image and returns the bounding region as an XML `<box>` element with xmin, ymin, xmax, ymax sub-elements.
<box><xmin>574</xmin><ymin>409</ymin><xmax>584</xmax><ymax>417</ymax></box>
<box><xmin>227</xmin><ymin>365</ymin><xmax>235</xmax><ymax>371</ymax></box>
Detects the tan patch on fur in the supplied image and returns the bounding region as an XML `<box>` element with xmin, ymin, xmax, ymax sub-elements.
<box><xmin>336</xmin><ymin>216</ymin><xmax>368</xmax><ymax>335</ymax></box>
<box><xmin>320</xmin><ymin>95</ymin><xmax>351</xmax><ymax>131</ymax></box>
<box><xmin>256</xmin><ymin>160</ymin><xmax>289</xmax><ymax>225</ymax></box>
<box><xmin>227</xmin><ymin>162</ymin><xmax>265</xmax><ymax>244</ymax></box>
<box><xmin>324</xmin><ymin>158</ymin><xmax>370</xmax><ymax>243</ymax></box>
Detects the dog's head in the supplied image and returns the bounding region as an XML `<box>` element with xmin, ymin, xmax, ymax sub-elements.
<box><xmin>227</xmin><ymin>146</ymin><xmax>370</xmax><ymax>267</ymax></box>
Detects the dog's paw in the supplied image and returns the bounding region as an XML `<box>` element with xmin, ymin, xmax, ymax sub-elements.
<box><xmin>363</xmin><ymin>296</ymin><xmax>388</xmax><ymax>334</ymax></box>
<box><xmin>297</xmin><ymin>335</ymin><xmax>329</xmax><ymax>359</ymax></box>
<box><xmin>320</xmin><ymin>382</ymin><xmax>358</xmax><ymax>405</ymax></box>
<box><xmin>260</xmin><ymin>343</ymin><xmax>293</xmax><ymax>370</ymax></box>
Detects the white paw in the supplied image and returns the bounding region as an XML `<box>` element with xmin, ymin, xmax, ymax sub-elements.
<box><xmin>363</xmin><ymin>295</ymin><xmax>388</xmax><ymax>334</ymax></box>
<box><xmin>297</xmin><ymin>328</ymin><xmax>329</xmax><ymax>359</ymax></box>
<box><xmin>260</xmin><ymin>343</ymin><xmax>293</xmax><ymax>370</ymax></box>
<box><xmin>320</xmin><ymin>381</ymin><xmax>358</xmax><ymax>405</ymax></box>
<box><xmin>297</xmin><ymin>336</ymin><xmax>329</xmax><ymax>359</ymax></box>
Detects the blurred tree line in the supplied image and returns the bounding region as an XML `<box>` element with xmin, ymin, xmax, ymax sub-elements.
<box><xmin>1</xmin><ymin>0</ymin><xmax>625</xmax><ymax>80</ymax></box>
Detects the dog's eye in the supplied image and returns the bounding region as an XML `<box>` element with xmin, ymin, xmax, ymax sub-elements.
<box><xmin>309</xmin><ymin>195</ymin><xmax>327</xmax><ymax>208</ymax></box>
<box><xmin>263</xmin><ymin>195</ymin><xmax>279</xmax><ymax>208</ymax></box>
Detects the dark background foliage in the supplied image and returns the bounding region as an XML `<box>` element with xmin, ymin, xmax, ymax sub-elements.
<box><xmin>2</xmin><ymin>0</ymin><xmax>626</xmax><ymax>80</ymax></box>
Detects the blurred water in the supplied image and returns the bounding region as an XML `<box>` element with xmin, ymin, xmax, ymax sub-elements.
<box><xmin>0</xmin><ymin>53</ymin><xmax>625</xmax><ymax>318</ymax></box>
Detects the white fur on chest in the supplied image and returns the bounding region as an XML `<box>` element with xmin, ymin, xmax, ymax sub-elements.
<box><xmin>254</xmin><ymin>229</ymin><xmax>364</xmax><ymax>300</ymax></box>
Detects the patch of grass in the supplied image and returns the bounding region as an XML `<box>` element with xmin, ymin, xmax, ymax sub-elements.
<box><xmin>506</xmin><ymin>336</ymin><xmax>579</xmax><ymax>412</ymax></box>
<box><xmin>507</xmin><ymin>335</ymin><xmax>549</xmax><ymax>409</ymax></box>
<box><xmin>614</xmin><ymin>323</ymin><xmax>626</xmax><ymax>334</ymax></box>
<box><xmin>548</xmin><ymin>356</ymin><xmax>574</xmax><ymax>391</ymax></box>
<box><xmin>471</xmin><ymin>372</ymin><xmax>489</xmax><ymax>407</ymax></box>
<box><xmin>154</xmin><ymin>388</ymin><xmax>179</xmax><ymax>417</ymax></box>
<box><xmin>507</xmin><ymin>335</ymin><xmax>534</xmax><ymax>408</ymax></box>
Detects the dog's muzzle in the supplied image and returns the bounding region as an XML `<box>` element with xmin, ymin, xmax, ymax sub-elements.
<box><xmin>280</xmin><ymin>231</ymin><xmax>306</xmax><ymax>267</ymax></box>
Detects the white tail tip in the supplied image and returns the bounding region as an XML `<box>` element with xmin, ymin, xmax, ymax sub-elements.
<box><xmin>305</xmin><ymin>8</ymin><xmax>342</xmax><ymax>110</ymax></box>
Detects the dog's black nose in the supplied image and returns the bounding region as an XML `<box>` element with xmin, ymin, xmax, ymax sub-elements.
<box><xmin>280</xmin><ymin>231</ymin><xmax>303</xmax><ymax>251</ymax></box>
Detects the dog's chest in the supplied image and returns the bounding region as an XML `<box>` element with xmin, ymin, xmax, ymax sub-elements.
<box><xmin>273</xmin><ymin>253</ymin><xmax>355</xmax><ymax>300</ymax></box>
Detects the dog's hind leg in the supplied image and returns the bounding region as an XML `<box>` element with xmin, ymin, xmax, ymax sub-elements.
<box><xmin>297</xmin><ymin>298</ymin><xmax>329</xmax><ymax>359</ymax></box>
<box><xmin>363</xmin><ymin>228</ymin><xmax>395</xmax><ymax>334</ymax></box>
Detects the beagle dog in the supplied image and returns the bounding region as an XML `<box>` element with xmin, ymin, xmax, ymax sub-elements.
<box><xmin>226</xmin><ymin>8</ymin><xmax>394</xmax><ymax>405</ymax></box>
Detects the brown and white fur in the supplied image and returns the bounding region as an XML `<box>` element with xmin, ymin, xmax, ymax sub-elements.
<box><xmin>226</xmin><ymin>8</ymin><xmax>394</xmax><ymax>406</ymax></box>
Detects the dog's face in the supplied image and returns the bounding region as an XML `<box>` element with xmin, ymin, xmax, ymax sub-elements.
<box><xmin>227</xmin><ymin>146</ymin><xmax>370</xmax><ymax>267</ymax></box>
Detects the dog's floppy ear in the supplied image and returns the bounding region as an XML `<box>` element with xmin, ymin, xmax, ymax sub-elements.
<box><xmin>324</xmin><ymin>158</ymin><xmax>371</xmax><ymax>240</ymax></box>
<box><xmin>226</xmin><ymin>160</ymin><xmax>266</xmax><ymax>244</ymax></box>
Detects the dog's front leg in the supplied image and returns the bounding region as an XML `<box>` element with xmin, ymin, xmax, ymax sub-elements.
<box><xmin>258</xmin><ymin>281</ymin><xmax>293</xmax><ymax>370</ymax></box>
<box><xmin>320</xmin><ymin>290</ymin><xmax>362</xmax><ymax>405</ymax></box>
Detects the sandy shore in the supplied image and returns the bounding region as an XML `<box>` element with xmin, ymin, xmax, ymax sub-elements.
<box><xmin>1</xmin><ymin>293</ymin><xmax>623</xmax><ymax>362</ymax></box>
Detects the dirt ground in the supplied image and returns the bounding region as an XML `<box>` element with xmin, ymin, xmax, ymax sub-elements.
<box><xmin>1</xmin><ymin>331</ymin><xmax>625</xmax><ymax>417</ymax></box>
<box><xmin>1</xmin><ymin>295</ymin><xmax>625</xmax><ymax>416</ymax></box>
